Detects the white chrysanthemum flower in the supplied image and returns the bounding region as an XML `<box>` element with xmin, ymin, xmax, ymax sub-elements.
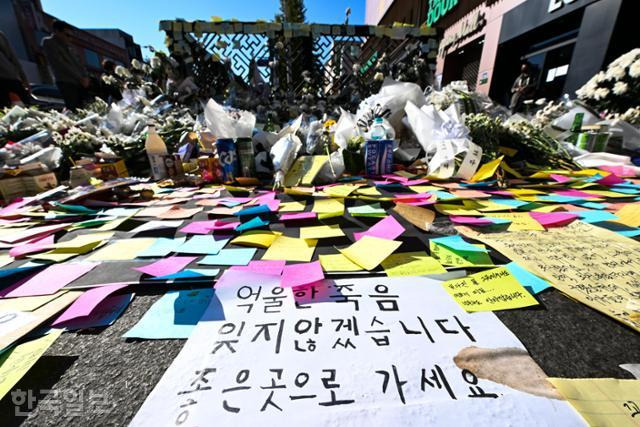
<box><xmin>594</xmin><ymin>87</ymin><xmax>610</xmax><ymax>100</ymax></box>
<box><xmin>131</xmin><ymin>58</ymin><xmax>143</xmax><ymax>70</ymax></box>
<box><xmin>613</xmin><ymin>81</ymin><xmax>629</xmax><ymax>95</ymax></box>
<box><xmin>150</xmin><ymin>56</ymin><xmax>162</xmax><ymax>69</ymax></box>
<box><xmin>115</xmin><ymin>65</ymin><xmax>132</xmax><ymax>79</ymax></box>
<box><xmin>629</xmin><ymin>60</ymin><xmax>640</xmax><ymax>78</ymax></box>
<box><xmin>605</xmin><ymin>65</ymin><xmax>625</xmax><ymax>81</ymax></box>
<box><xmin>593</xmin><ymin>71</ymin><xmax>606</xmax><ymax>83</ymax></box>
<box><xmin>374</xmin><ymin>72</ymin><xmax>384</xmax><ymax>81</ymax></box>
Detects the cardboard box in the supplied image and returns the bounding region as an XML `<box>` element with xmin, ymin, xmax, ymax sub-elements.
<box><xmin>98</xmin><ymin>159</ymin><xmax>129</xmax><ymax>180</ymax></box>
<box><xmin>0</xmin><ymin>172</ymin><xmax>58</xmax><ymax>202</ymax></box>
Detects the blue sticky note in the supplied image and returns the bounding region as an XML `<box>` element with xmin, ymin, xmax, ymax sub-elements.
<box><xmin>138</xmin><ymin>237</ymin><xmax>186</xmax><ymax>257</ymax></box>
<box><xmin>567</xmin><ymin>211</ymin><xmax>618</xmax><ymax>224</ymax></box>
<box><xmin>235</xmin><ymin>216</ymin><xmax>270</xmax><ymax>232</ymax></box>
<box><xmin>176</xmin><ymin>236</ymin><xmax>229</xmax><ymax>255</ymax></box>
<box><xmin>574</xmin><ymin>201</ymin><xmax>608</xmax><ymax>210</ymax></box>
<box><xmin>123</xmin><ymin>289</ymin><xmax>214</xmax><ymax>339</ymax></box>
<box><xmin>375</xmin><ymin>183</ymin><xmax>406</xmax><ymax>191</ymax></box>
<box><xmin>432</xmin><ymin>191</ymin><xmax>457</xmax><ymax>201</ymax></box>
<box><xmin>485</xmin><ymin>217</ymin><xmax>512</xmax><ymax>225</ymax></box>
<box><xmin>489</xmin><ymin>198</ymin><xmax>530</xmax><ymax>208</ymax></box>
<box><xmin>430</xmin><ymin>235</ymin><xmax>487</xmax><ymax>253</ymax></box>
<box><xmin>610</xmin><ymin>186</ymin><xmax>640</xmax><ymax>195</ymax></box>
<box><xmin>537</xmin><ymin>195</ymin><xmax>585</xmax><ymax>203</ymax></box>
<box><xmin>506</xmin><ymin>262</ymin><xmax>551</xmax><ymax>295</ymax></box>
<box><xmin>0</xmin><ymin>264</ymin><xmax>41</xmax><ymax>280</ymax></box>
<box><xmin>150</xmin><ymin>269</ymin><xmax>220</xmax><ymax>280</ymax></box>
<box><xmin>235</xmin><ymin>204</ymin><xmax>271</xmax><ymax>216</ymax></box>
<box><xmin>617</xmin><ymin>229</ymin><xmax>640</xmax><ymax>237</ymax></box>
<box><xmin>461</xmin><ymin>180</ymin><xmax>497</xmax><ymax>188</ymax></box>
<box><xmin>198</xmin><ymin>248</ymin><xmax>257</xmax><ymax>266</ymax></box>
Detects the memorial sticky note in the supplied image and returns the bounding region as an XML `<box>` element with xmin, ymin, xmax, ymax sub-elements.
<box><xmin>262</xmin><ymin>236</ymin><xmax>316</xmax><ymax>262</ymax></box>
<box><xmin>353</xmin><ymin>215</ymin><xmax>405</xmax><ymax>241</ymax></box>
<box><xmin>281</xmin><ymin>261</ymin><xmax>324</xmax><ymax>288</ymax></box>
<box><xmin>176</xmin><ymin>236</ymin><xmax>229</xmax><ymax>255</ymax></box>
<box><xmin>135</xmin><ymin>256</ymin><xmax>197</xmax><ymax>277</ymax></box>
<box><xmin>123</xmin><ymin>289</ymin><xmax>213</xmax><ymax>339</ymax></box>
<box><xmin>0</xmin><ymin>329</ymin><xmax>63</xmax><ymax>400</ymax></box>
<box><xmin>340</xmin><ymin>236</ymin><xmax>402</xmax><ymax>271</ymax></box>
<box><xmin>6</xmin><ymin>262</ymin><xmax>97</xmax><ymax>297</ymax></box>
<box><xmin>87</xmin><ymin>238</ymin><xmax>156</xmax><ymax>261</ymax></box>
<box><xmin>547</xmin><ymin>378</ymin><xmax>640</xmax><ymax>427</ymax></box>
<box><xmin>199</xmin><ymin>248</ymin><xmax>257</xmax><ymax>266</ymax></box>
<box><xmin>443</xmin><ymin>267</ymin><xmax>539</xmax><ymax>312</ymax></box>
<box><xmin>299</xmin><ymin>224</ymin><xmax>344</xmax><ymax>240</ymax></box>
<box><xmin>318</xmin><ymin>253</ymin><xmax>363</xmax><ymax>272</ymax></box>
<box><xmin>381</xmin><ymin>252</ymin><xmax>447</xmax><ymax>277</ymax></box>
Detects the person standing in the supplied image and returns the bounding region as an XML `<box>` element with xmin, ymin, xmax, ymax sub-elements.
<box><xmin>0</xmin><ymin>31</ymin><xmax>29</xmax><ymax>107</ymax></box>
<box><xmin>509</xmin><ymin>63</ymin><xmax>536</xmax><ymax>114</ymax></box>
<box><xmin>41</xmin><ymin>20</ymin><xmax>89</xmax><ymax>110</ymax></box>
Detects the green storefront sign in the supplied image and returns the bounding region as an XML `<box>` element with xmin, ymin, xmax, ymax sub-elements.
<box><xmin>427</xmin><ymin>0</ymin><xmax>460</xmax><ymax>26</ymax></box>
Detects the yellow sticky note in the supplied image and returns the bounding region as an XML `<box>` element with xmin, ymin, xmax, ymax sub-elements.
<box><xmin>408</xmin><ymin>185</ymin><xmax>441</xmax><ymax>193</ymax></box>
<box><xmin>458</xmin><ymin>221</ymin><xmax>640</xmax><ymax>331</ymax></box>
<box><xmin>284</xmin><ymin>156</ymin><xmax>328</xmax><ymax>186</ymax></box>
<box><xmin>262</xmin><ymin>236</ymin><xmax>317</xmax><ymax>262</ymax></box>
<box><xmin>356</xmin><ymin>187</ymin><xmax>382</xmax><ymax>196</ymax></box>
<box><xmin>323</xmin><ymin>184</ymin><xmax>361</xmax><ymax>198</ymax></box>
<box><xmin>299</xmin><ymin>224</ymin><xmax>344</xmax><ymax>240</ymax></box>
<box><xmin>0</xmin><ymin>329</ymin><xmax>63</xmax><ymax>400</ymax></box>
<box><xmin>0</xmin><ymin>291</ymin><xmax>68</xmax><ymax>312</ymax></box>
<box><xmin>442</xmin><ymin>267</ymin><xmax>539</xmax><ymax>312</ymax></box>
<box><xmin>485</xmin><ymin>213</ymin><xmax>545</xmax><ymax>231</ymax></box>
<box><xmin>319</xmin><ymin>253</ymin><xmax>363</xmax><ymax>272</ymax></box>
<box><xmin>279</xmin><ymin>201</ymin><xmax>307</xmax><ymax>212</ymax></box>
<box><xmin>429</xmin><ymin>240</ymin><xmax>494</xmax><ymax>267</ymax></box>
<box><xmin>435</xmin><ymin>204</ymin><xmax>483</xmax><ymax>216</ymax></box>
<box><xmin>312</xmin><ymin>198</ymin><xmax>345</xmax><ymax>220</ymax></box>
<box><xmin>86</xmin><ymin>238</ymin><xmax>156</xmax><ymax>261</ymax></box>
<box><xmin>0</xmin><ymin>255</ymin><xmax>12</xmax><ymax>268</ymax></box>
<box><xmin>381</xmin><ymin>252</ymin><xmax>447</xmax><ymax>277</ymax></box>
<box><xmin>547</xmin><ymin>378</ymin><xmax>640</xmax><ymax>427</ymax></box>
<box><xmin>613</xmin><ymin>204</ymin><xmax>640</xmax><ymax>228</ymax></box>
<box><xmin>97</xmin><ymin>209</ymin><xmax>140</xmax><ymax>231</ymax></box>
<box><xmin>470</xmin><ymin>156</ymin><xmax>504</xmax><ymax>182</ymax></box>
<box><xmin>340</xmin><ymin>236</ymin><xmax>402</xmax><ymax>271</ymax></box>
<box><xmin>231</xmin><ymin>231</ymin><xmax>282</xmax><ymax>248</ymax></box>
<box><xmin>507</xmin><ymin>188</ymin><xmax>545</xmax><ymax>196</ymax></box>
<box><xmin>581</xmin><ymin>190</ymin><xmax>630</xmax><ymax>198</ymax></box>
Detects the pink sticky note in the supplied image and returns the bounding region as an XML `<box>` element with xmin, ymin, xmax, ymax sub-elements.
<box><xmin>597</xmin><ymin>173</ymin><xmax>626</xmax><ymax>186</ymax></box>
<box><xmin>450</xmin><ymin>216</ymin><xmax>494</xmax><ymax>226</ymax></box>
<box><xmin>134</xmin><ymin>256</ymin><xmax>196</xmax><ymax>277</ymax></box>
<box><xmin>6</xmin><ymin>262</ymin><xmax>97</xmax><ymax>297</ymax></box>
<box><xmin>381</xmin><ymin>174</ymin><xmax>409</xmax><ymax>183</ymax></box>
<box><xmin>52</xmin><ymin>283</ymin><xmax>129</xmax><ymax>326</ymax></box>
<box><xmin>550</xmin><ymin>174</ymin><xmax>572</xmax><ymax>183</ymax></box>
<box><xmin>402</xmin><ymin>179</ymin><xmax>430</xmax><ymax>186</ymax></box>
<box><xmin>281</xmin><ymin>261</ymin><xmax>324</xmax><ymax>288</ymax></box>
<box><xmin>9</xmin><ymin>234</ymin><xmax>55</xmax><ymax>258</ymax></box>
<box><xmin>0</xmin><ymin>197</ymin><xmax>34</xmax><ymax>217</ymax></box>
<box><xmin>215</xmin><ymin>269</ymin><xmax>281</xmax><ymax>289</ymax></box>
<box><xmin>0</xmin><ymin>223</ymin><xmax>69</xmax><ymax>244</ymax></box>
<box><xmin>395</xmin><ymin>192</ymin><xmax>433</xmax><ymax>200</ymax></box>
<box><xmin>280</xmin><ymin>212</ymin><xmax>317</xmax><ymax>221</ymax></box>
<box><xmin>529</xmin><ymin>212</ymin><xmax>579</xmax><ymax>227</ymax></box>
<box><xmin>354</xmin><ymin>215</ymin><xmax>405</xmax><ymax>241</ymax></box>
<box><xmin>599</xmin><ymin>165</ymin><xmax>637</xmax><ymax>178</ymax></box>
<box><xmin>232</xmin><ymin>260</ymin><xmax>286</xmax><ymax>276</ymax></box>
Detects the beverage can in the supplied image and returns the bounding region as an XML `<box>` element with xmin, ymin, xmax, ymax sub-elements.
<box><xmin>215</xmin><ymin>138</ymin><xmax>238</xmax><ymax>183</ymax></box>
<box><xmin>164</xmin><ymin>154</ymin><xmax>184</xmax><ymax>178</ymax></box>
<box><xmin>592</xmin><ymin>132</ymin><xmax>611</xmax><ymax>152</ymax></box>
<box><xmin>576</xmin><ymin>132</ymin><xmax>596</xmax><ymax>151</ymax></box>
<box><xmin>236</xmin><ymin>138</ymin><xmax>256</xmax><ymax>178</ymax></box>
<box><xmin>198</xmin><ymin>155</ymin><xmax>222</xmax><ymax>183</ymax></box>
<box><xmin>364</xmin><ymin>140</ymin><xmax>393</xmax><ymax>176</ymax></box>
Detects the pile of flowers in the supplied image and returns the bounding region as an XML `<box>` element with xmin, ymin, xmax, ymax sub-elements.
<box><xmin>576</xmin><ymin>49</ymin><xmax>640</xmax><ymax>117</ymax></box>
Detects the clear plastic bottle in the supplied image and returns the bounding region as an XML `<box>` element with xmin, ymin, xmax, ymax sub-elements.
<box><xmin>370</xmin><ymin>117</ymin><xmax>386</xmax><ymax>140</ymax></box>
<box><xmin>145</xmin><ymin>125</ymin><xmax>168</xmax><ymax>180</ymax></box>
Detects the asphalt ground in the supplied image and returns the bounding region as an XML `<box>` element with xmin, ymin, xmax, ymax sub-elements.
<box><xmin>2</xmin><ymin>189</ymin><xmax>640</xmax><ymax>426</ymax></box>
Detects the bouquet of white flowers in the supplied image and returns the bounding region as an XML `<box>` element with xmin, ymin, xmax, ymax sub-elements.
<box><xmin>576</xmin><ymin>48</ymin><xmax>640</xmax><ymax>117</ymax></box>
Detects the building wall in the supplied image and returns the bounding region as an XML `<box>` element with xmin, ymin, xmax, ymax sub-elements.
<box><xmin>436</xmin><ymin>0</ymin><xmax>525</xmax><ymax>94</ymax></box>
<box><xmin>365</xmin><ymin>0</ymin><xmax>396</xmax><ymax>25</ymax></box>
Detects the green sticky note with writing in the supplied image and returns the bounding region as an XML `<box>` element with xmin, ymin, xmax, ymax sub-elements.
<box><xmin>429</xmin><ymin>240</ymin><xmax>494</xmax><ymax>267</ymax></box>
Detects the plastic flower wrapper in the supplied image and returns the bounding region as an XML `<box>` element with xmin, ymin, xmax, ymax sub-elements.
<box><xmin>356</xmin><ymin>78</ymin><xmax>425</xmax><ymax>136</ymax></box>
<box><xmin>405</xmin><ymin>101</ymin><xmax>483</xmax><ymax>180</ymax></box>
<box><xmin>203</xmin><ymin>99</ymin><xmax>256</xmax><ymax>140</ymax></box>
<box><xmin>270</xmin><ymin>115</ymin><xmax>304</xmax><ymax>188</ymax></box>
